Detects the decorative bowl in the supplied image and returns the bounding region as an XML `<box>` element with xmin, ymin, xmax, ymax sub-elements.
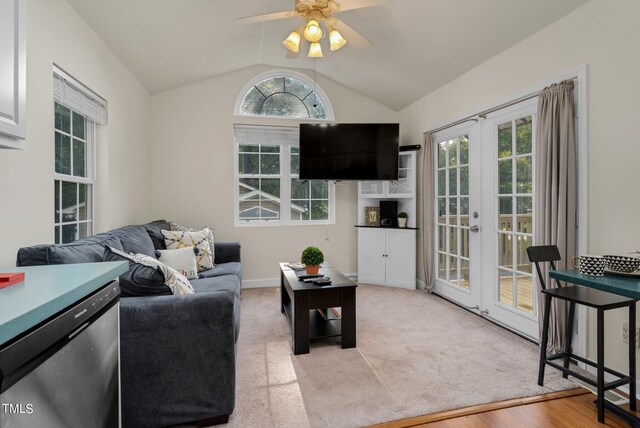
<box><xmin>603</xmin><ymin>255</ymin><xmax>640</xmax><ymax>273</ymax></box>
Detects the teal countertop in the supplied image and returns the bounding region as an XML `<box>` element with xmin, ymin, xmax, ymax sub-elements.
<box><xmin>0</xmin><ymin>262</ymin><xmax>128</xmax><ymax>347</ymax></box>
<box><xmin>550</xmin><ymin>269</ymin><xmax>640</xmax><ymax>300</ymax></box>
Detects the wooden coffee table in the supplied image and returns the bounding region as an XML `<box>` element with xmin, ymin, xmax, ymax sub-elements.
<box><xmin>279</xmin><ymin>263</ymin><xmax>357</xmax><ymax>355</ymax></box>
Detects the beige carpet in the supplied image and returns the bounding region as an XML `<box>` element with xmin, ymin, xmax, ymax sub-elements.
<box><xmin>225</xmin><ymin>284</ymin><xmax>575</xmax><ymax>427</ymax></box>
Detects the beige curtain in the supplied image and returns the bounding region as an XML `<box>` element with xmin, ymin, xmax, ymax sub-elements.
<box><xmin>534</xmin><ymin>80</ymin><xmax>577</xmax><ymax>353</ymax></box>
<box><xmin>422</xmin><ymin>132</ymin><xmax>436</xmax><ymax>292</ymax></box>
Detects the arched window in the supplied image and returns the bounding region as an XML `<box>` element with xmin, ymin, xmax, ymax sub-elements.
<box><xmin>235</xmin><ymin>70</ymin><xmax>333</xmax><ymax>120</ymax></box>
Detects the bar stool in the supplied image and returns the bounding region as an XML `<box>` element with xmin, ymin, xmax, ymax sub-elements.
<box><xmin>527</xmin><ymin>245</ymin><xmax>637</xmax><ymax>423</ymax></box>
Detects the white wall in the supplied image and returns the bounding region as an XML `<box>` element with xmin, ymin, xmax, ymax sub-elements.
<box><xmin>399</xmin><ymin>0</ymin><xmax>640</xmax><ymax>379</ymax></box>
<box><xmin>150</xmin><ymin>65</ymin><xmax>398</xmax><ymax>284</ymax></box>
<box><xmin>0</xmin><ymin>0</ymin><xmax>152</xmax><ymax>266</ymax></box>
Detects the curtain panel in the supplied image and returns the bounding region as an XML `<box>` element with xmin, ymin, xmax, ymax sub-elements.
<box><xmin>534</xmin><ymin>80</ymin><xmax>577</xmax><ymax>353</ymax></box>
<box><xmin>422</xmin><ymin>132</ymin><xmax>435</xmax><ymax>292</ymax></box>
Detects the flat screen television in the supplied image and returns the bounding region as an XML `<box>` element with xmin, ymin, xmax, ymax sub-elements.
<box><xmin>299</xmin><ymin>123</ymin><xmax>399</xmax><ymax>180</ymax></box>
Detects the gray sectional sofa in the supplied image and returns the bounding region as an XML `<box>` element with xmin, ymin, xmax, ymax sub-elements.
<box><xmin>16</xmin><ymin>220</ymin><xmax>241</xmax><ymax>427</ymax></box>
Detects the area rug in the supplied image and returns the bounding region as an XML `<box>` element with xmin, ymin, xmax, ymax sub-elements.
<box><xmin>224</xmin><ymin>284</ymin><xmax>575</xmax><ymax>427</ymax></box>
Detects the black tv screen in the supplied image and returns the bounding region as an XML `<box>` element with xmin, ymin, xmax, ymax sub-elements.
<box><xmin>299</xmin><ymin>123</ymin><xmax>399</xmax><ymax>180</ymax></box>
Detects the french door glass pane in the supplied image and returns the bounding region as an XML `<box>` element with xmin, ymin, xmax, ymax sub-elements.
<box><xmin>495</xmin><ymin>116</ymin><xmax>534</xmax><ymax>315</ymax></box>
<box><xmin>435</xmin><ymin>134</ymin><xmax>471</xmax><ymax>290</ymax></box>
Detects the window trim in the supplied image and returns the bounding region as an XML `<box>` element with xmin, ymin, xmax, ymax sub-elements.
<box><xmin>54</xmin><ymin>103</ymin><xmax>97</xmax><ymax>243</ymax></box>
<box><xmin>234</xmin><ymin>125</ymin><xmax>336</xmax><ymax>227</ymax></box>
<box><xmin>233</xmin><ymin>69</ymin><xmax>335</xmax><ymax>121</ymax></box>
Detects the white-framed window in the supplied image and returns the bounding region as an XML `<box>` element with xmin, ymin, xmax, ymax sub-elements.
<box><xmin>234</xmin><ymin>70</ymin><xmax>334</xmax><ymax>121</ymax></box>
<box><xmin>53</xmin><ymin>66</ymin><xmax>107</xmax><ymax>244</ymax></box>
<box><xmin>234</xmin><ymin>125</ymin><xmax>335</xmax><ymax>226</ymax></box>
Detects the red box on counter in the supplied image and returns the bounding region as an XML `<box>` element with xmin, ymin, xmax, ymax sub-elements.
<box><xmin>0</xmin><ymin>272</ymin><xmax>25</xmax><ymax>289</ymax></box>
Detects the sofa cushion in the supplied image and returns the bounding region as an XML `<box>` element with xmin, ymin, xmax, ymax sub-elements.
<box><xmin>197</xmin><ymin>262</ymin><xmax>242</xmax><ymax>280</ymax></box>
<box><xmin>162</xmin><ymin>229</ymin><xmax>214</xmax><ymax>271</ymax></box>
<box><xmin>112</xmin><ymin>226</ymin><xmax>157</xmax><ymax>258</ymax></box>
<box><xmin>143</xmin><ymin>219</ymin><xmax>171</xmax><ymax>250</ymax></box>
<box><xmin>48</xmin><ymin>233</ymin><xmax>123</xmax><ymax>265</ymax></box>
<box><xmin>190</xmin><ymin>274</ymin><xmax>241</xmax><ymax>300</ymax></box>
<box><xmin>104</xmin><ymin>246</ymin><xmax>170</xmax><ymax>297</ymax></box>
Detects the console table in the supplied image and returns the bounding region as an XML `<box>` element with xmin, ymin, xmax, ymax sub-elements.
<box><xmin>549</xmin><ymin>269</ymin><xmax>640</xmax><ymax>425</ymax></box>
<box><xmin>279</xmin><ymin>263</ymin><xmax>357</xmax><ymax>355</ymax></box>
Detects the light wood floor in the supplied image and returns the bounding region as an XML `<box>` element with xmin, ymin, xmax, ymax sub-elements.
<box><xmin>370</xmin><ymin>388</ymin><xmax>638</xmax><ymax>428</ymax></box>
<box><xmin>451</xmin><ymin>276</ymin><xmax>534</xmax><ymax>313</ymax></box>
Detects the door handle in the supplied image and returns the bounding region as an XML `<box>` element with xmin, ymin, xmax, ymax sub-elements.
<box><xmin>470</xmin><ymin>225</ymin><xmax>480</xmax><ymax>233</ymax></box>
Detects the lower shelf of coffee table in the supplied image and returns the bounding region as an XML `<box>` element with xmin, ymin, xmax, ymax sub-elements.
<box><xmin>283</xmin><ymin>300</ymin><xmax>342</xmax><ymax>339</ymax></box>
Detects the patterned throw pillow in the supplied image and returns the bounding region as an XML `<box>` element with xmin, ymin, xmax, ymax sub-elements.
<box><xmin>162</xmin><ymin>228</ymin><xmax>214</xmax><ymax>271</ymax></box>
<box><xmin>170</xmin><ymin>222</ymin><xmax>215</xmax><ymax>265</ymax></box>
<box><xmin>107</xmin><ymin>246</ymin><xmax>194</xmax><ymax>295</ymax></box>
<box><xmin>155</xmin><ymin>247</ymin><xmax>198</xmax><ymax>280</ymax></box>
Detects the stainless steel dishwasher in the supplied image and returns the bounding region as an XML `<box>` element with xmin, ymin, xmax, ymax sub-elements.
<box><xmin>0</xmin><ymin>281</ymin><xmax>120</xmax><ymax>428</ymax></box>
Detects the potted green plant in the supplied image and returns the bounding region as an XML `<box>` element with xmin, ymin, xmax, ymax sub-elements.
<box><xmin>301</xmin><ymin>246</ymin><xmax>324</xmax><ymax>274</ymax></box>
<box><xmin>397</xmin><ymin>212</ymin><xmax>408</xmax><ymax>228</ymax></box>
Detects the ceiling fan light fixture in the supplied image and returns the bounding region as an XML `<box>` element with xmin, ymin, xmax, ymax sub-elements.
<box><xmin>283</xmin><ymin>31</ymin><xmax>301</xmax><ymax>52</ymax></box>
<box><xmin>303</xmin><ymin>19</ymin><xmax>323</xmax><ymax>43</ymax></box>
<box><xmin>329</xmin><ymin>28</ymin><xmax>346</xmax><ymax>51</ymax></box>
<box><xmin>308</xmin><ymin>42</ymin><xmax>323</xmax><ymax>57</ymax></box>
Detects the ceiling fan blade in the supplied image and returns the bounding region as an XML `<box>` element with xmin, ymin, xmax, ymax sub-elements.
<box><xmin>338</xmin><ymin>0</ymin><xmax>389</xmax><ymax>12</ymax></box>
<box><xmin>329</xmin><ymin>18</ymin><xmax>370</xmax><ymax>49</ymax></box>
<box><xmin>234</xmin><ymin>10</ymin><xmax>295</xmax><ymax>25</ymax></box>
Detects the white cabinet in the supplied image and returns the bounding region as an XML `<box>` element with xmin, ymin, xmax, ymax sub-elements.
<box><xmin>357</xmin><ymin>148</ymin><xmax>419</xmax><ymax>289</ymax></box>
<box><xmin>357</xmin><ymin>228</ymin><xmax>416</xmax><ymax>289</ymax></box>
<box><xmin>0</xmin><ymin>0</ymin><xmax>26</xmax><ymax>146</ymax></box>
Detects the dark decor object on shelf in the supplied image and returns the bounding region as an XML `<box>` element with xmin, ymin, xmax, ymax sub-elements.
<box><xmin>379</xmin><ymin>200</ymin><xmax>398</xmax><ymax>227</ymax></box>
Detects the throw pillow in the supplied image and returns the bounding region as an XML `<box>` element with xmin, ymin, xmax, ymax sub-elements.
<box><xmin>106</xmin><ymin>246</ymin><xmax>194</xmax><ymax>295</ymax></box>
<box><xmin>155</xmin><ymin>247</ymin><xmax>198</xmax><ymax>280</ymax></box>
<box><xmin>170</xmin><ymin>222</ymin><xmax>216</xmax><ymax>266</ymax></box>
<box><xmin>162</xmin><ymin>228</ymin><xmax>214</xmax><ymax>271</ymax></box>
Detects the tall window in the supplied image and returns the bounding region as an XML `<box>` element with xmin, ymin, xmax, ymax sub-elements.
<box><xmin>54</xmin><ymin>102</ymin><xmax>93</xmax><ymax>243</ymax></box>
<box><xmin>235</xmin><ymin>70</ymin><xmax>334</xmax><ymax>120</ymax></box>
<box><xmin>235</xmin><ymin>125</ymin><xmax>334</xmax><ymax>225</ymax></box>
<box><xmin>53</xmin><ymin>67</ymin><xmax>107</xmax><ymax>244</ymax></box>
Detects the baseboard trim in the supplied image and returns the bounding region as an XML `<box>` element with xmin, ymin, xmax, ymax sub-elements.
<box><xmin>586</xmin><ymin>363</ymin><xmax>640</xmax><ymax>399</ymax></box>
<box><xmin>242</xmin><ymin>278</ymin><xmax>279</xmax><ymax>288</ymax></box>
<box><xmin>242</xmin><ymin>273</ymin><xmax>358</xmax><ymax>289</ymax></box>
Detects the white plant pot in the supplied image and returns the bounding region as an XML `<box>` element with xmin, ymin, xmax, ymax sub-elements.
<box><xmin>398</xmin><ymin>218</ymin><xmax>407</xmax><ymax>228</ymax></box>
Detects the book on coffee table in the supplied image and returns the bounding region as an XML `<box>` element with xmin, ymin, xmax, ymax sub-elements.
<box><xmin>285</xmin><ymin>262</ymin><xmax>305</xmax><ymax>271</ymax></box>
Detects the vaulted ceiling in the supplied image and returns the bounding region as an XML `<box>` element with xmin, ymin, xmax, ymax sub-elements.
<box><xmin>66</xmin><ymin>0</ymin><xmax>589</xmax><ymax>111</ymax></box>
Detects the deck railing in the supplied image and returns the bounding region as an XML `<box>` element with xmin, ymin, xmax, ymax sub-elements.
<box><xmin>438</xmin><ymin>214</ymin><xmax>533</xmax><ymax>270</ymax></box>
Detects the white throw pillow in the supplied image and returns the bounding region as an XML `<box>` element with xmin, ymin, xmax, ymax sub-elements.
<box><xmin>162</xmin><ymin>228</ymin><xmax>214</xmax><ymax>271</ymax></box>
<box><xmin>156</xmin><ymin>247</ymin><xmax>198</xmax><ymax>280</ymax></box>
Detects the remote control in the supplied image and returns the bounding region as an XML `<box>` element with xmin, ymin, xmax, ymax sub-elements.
<box><xmin>297</xmin><ymin>274</ymin><xmax>324</xmax><ymax>280</ymax></box>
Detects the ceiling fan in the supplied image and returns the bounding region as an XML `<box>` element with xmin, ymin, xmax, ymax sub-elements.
<box><xmin>235</xmin><ymin>0</ymin><xmax>389</xmax><ymax>58</ymax></box>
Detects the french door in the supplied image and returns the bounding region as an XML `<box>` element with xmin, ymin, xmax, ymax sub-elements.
<box><xmin>433</xmin><ymin>123</ymin><xmax>482</xmax><ymax>309</ymax></box>
<box><xmin>433</xmin><ymin>99</ymin><xmax>539</xmax><ymax>339</ymax></box>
